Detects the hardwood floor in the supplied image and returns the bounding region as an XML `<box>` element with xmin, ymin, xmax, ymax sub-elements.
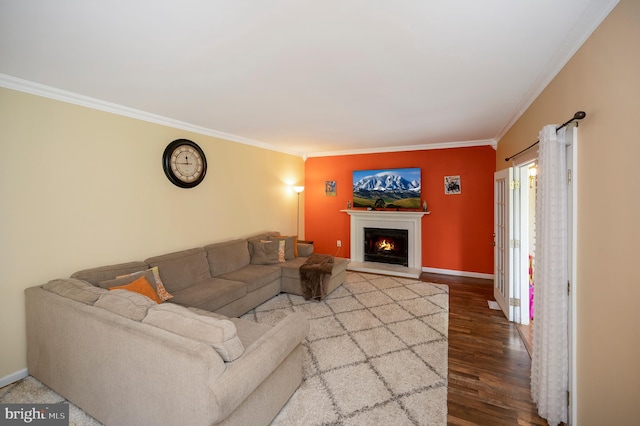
<box><xmin>419</xmin><ymin>272</ymin><xmax>548</xmax><ymax>426</ymax></box>
<box><xmin>516</xmin><ymin>322</ymin><xmax>534</xmax><ymax>358</ymax></box>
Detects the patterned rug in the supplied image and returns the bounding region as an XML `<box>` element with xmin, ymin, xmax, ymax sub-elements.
<box><xmin>244</xmin><ymin>272</ymin><xmax>449</xmax><ymax>425</ymax></box>
<box><xmin>0</xmin><ymin>272</ymin><xmax>449</xmax><ymax>425</ymax></box>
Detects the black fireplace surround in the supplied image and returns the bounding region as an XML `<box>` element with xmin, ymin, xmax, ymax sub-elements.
<box><xmin>364</xmin><ymin>227</ymin><xmax>409</xmax><ymax>267</ymax></box>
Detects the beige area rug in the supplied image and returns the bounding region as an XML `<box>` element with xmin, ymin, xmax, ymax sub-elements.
<box><xmin>245</xmin><ymin>272</ymin><xmax>449</xmax><ymax>425</ymax></box>
<box><xmin>0</xmin><ymin>272</ymin><xmax>449</xmax><ymax>425</ymax></box>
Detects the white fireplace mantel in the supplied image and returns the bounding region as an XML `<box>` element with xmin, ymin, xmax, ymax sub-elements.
<box><xmin>341</xmin><ymin>209</ymin><xmax>429</xmax><ymax>278</ymax></box>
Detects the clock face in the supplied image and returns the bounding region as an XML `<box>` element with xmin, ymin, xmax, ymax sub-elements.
<box><xmin>162</xmin><ymin>139</ymin><xmax>207</xmax><ymax>188</ymax></box>
<box><xmin>171</xmin><ymin>145</ymin><xmax>203</xmax><ymax>181</ymax></box>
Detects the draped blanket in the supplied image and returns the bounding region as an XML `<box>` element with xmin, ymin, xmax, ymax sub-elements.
<box><xmin>299</xmin><ymin>254</ymin><xmax>334</xmax><ymax>300</ymax></box>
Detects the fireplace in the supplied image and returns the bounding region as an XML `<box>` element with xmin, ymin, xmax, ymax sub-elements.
<box><xmin>342</xmin><ymin>209</ymin><xmax>429</xmax><ymax>278</ymax></box>
<box><xmin>364</xmin><ymin>227</ymin><xmax>409</xmax><ymax>266</ymax></box>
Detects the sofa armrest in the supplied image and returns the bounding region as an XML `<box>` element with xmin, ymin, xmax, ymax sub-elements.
<box><xmin>297</xmin><ymin>243</ymin><xmax>314</xmax><ymax>257</ymax></box>
<box><xmin>211</xmin><ymin>312</ymin><xmax>309</xmax><ymax>420</ymax></box>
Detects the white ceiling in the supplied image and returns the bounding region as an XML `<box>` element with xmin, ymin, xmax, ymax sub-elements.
<box><xmin>0</xmin><ymin>0</ymin><xmax>618</xmax><ymax>157</ymax></box>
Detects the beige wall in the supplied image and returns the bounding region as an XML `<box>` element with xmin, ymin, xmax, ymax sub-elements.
<box><xmin>0</xmin><ymin>87</ymin><xmax>305</xmax><ymax>380</ymax></box>
<box><xmin>497</xmin><ymin>0</ymin><xmax>640</xmax><ymax>422</ymax></box>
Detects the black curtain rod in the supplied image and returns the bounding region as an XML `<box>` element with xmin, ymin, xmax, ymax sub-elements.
<box><xmin>504</xmin><ymin>111</ymin><xmax>587</xmax><ymax>162</ymax></box>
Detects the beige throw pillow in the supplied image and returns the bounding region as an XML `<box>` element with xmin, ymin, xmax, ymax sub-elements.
<box><xmin>277</xmin><ymin>240</ymin><xmax>286</xmax><ymax>262</ymax></box>
<box><xmin>249</xmin><ymin>240</ymin><xmax>279</xmax><ymax>265</ymax></box>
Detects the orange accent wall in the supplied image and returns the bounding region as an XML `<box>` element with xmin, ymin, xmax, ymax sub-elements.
<box><xmin>304</xmin><ymin>146</ymin><xmax>496</xmax><ymax>274</ymax></box>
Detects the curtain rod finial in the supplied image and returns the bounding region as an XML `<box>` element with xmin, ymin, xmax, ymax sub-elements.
<box><xmin>574</xmin><ymin>111</ymin><xmax>586</xmax><ymax>120</ymax></box>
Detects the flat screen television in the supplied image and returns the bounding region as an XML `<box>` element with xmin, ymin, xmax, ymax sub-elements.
<box><xmin>352</xmin><ymin>168</ymin><xmax>421</xmax><ymax>209</ymax></box>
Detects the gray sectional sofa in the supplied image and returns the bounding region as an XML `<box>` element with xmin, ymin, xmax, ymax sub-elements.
<box><xmin>25</xmin><ymin>232</ymin><xmax>349</xmax><ymax>426</ymax></box>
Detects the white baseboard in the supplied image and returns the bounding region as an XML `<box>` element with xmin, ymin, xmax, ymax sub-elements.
<box><xmin>0</xmin><ymin>368</ymin><xmax>28</xmax><ymax>388</ymax></box>
<box><xmin>422</xmin><ymin>267</ymin><xmax>494</xmax><ymax>280</ymax></box>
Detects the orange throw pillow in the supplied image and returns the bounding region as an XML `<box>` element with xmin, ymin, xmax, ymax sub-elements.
<box><xmin>109</xmin><ymin>276</ymin><xmax>161</xmax><ymax>304</ymax></box>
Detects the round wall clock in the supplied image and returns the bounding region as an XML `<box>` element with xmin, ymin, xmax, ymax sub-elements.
<box><xmin>162</xmin><ymin>139</ymin><xmax>207</xmax><ymax>188</ymax></box>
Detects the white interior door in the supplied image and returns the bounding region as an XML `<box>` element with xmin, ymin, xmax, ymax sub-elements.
<box><xmin>494</xmin><ymin>168</ymin><xmax>513</xmax><ymax>321</ymax></box>
<box><xmin>516</xmin><ymin>163</ymin><xmax>534</xmax><ymax>326</ymax></box>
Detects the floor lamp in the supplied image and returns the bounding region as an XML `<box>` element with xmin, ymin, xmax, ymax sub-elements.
<box><xmin>292</xmin><ymin>186</ymin><xmax>304</xmax><ymax>237</ymax></box>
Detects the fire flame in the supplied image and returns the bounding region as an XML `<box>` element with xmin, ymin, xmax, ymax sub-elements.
<box><xmin>376</xmin><ymin>239</ymin><xmax>395</xmax><ymax>251</ymax></box>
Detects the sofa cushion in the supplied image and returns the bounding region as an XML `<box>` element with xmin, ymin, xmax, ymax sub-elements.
<box><xmin>42</xmin><ymin>278</ymin><xmax>108</xmax><ymax>304</ymax></box>
<box><xmin>204</xmin><ymin>239</ymin><xmax>251</xmax><ymax>276</ymax></box>
<box><xmin>298</xmin><ymin>243</ymin><xmax>314</xmax><ymax>257</ymax></box>
<box><xmin>217</xmin><ymin>264</ymin><xmax>281</xmax><ymax>293</ymax></box>
<box><xmin>71</xmin><ymin>261</ymin><xmax>149</xmax><ymax>285</ymax></box>
<box><xmin>145</xmin><ymin>248</ymin><xmax>211</xmax><ymax>293</ymax></box>
<box><xmin>188</xmin><ymin>307</ymin><xmax>272</xmax><ymax>348</ymax></box>
<box><xmin>108</xmin><ymin>276</ymin><xmax>161</xmax><ymax>304</ymax></box>
<box><xmin>94</xmin><ymin>289</ymin><xmax>157</xmax><ymax>321</ymax></box>
<box><xmin>169</xmin><ymin>278</ymin><xmax>246</xmax><ymax>312</ymax></box>
<box><xmin>143</xmin><ymin>303</ymin><xmax>244</xmax><ymax>361</ymax></box>
<box><xmin>228</xmin><ymin>317</ymin><xmax>272</xmax><ymax>348</ymax></box>
<box><xmin>268</xmin><ymin>235</ymin><xmax>296</xmax><ymax>260</ymax></box>
<box><xmin>278</xmin><ymin>256</ymin><xmax>309</xmax><ymax>279</ymax></box>
<box><xmin>249</xmin><ymin>240</ymin><xmax>279</xmax><ymax>265</ymax></box>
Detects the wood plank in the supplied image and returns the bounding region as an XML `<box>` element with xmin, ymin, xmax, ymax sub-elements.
<box><xmin>419</xmin><ymin>272</ymin><xmax>555</xmax><ymax>426</ymax></box>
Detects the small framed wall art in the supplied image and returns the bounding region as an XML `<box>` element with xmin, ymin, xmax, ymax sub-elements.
<box><xmin>325</xmin><ymin>181</ymin><xmax>337</xmax><ymax>196</ymax></box>
<box><xmin>444</xmin><ymin>175</ymin><xmax>461</xmax><ymax>194</ymax></box>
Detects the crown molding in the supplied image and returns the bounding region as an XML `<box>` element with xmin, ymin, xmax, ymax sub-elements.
<box><xmin>304</xmin><ymin>138</ymin><xmax>497</xmax><ymax>158</ymax></box>
<box><xmin>1</xmin><ymin>73</ymin><xmax>497</xmax><ymax>158</ymax></box>
<box><xmin>0</xmin><ymin>73</ymin><xmax>303</xmax><ymax>157</ymax></box>
<box><xmin>494</xmin><ymin>0</ymin><xmax>620</xmax><ymax>143</ymax></box>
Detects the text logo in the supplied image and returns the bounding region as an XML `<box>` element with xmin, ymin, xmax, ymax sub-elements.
<box><xmin>1</xmin><ymin>404</ymin><xmax>68</xmax><ymax>425</ymax></box>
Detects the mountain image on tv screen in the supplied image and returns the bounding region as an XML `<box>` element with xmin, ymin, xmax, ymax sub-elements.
<box><xmin>352</xmin><ymin>168</ymin><xmax>421</xmax><ymax>209</ymax></box>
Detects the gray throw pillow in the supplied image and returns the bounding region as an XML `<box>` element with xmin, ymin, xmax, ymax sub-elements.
<box><xmin>268</xmin><ymin>235</ymin><xmax>296</xmax><ymax>260</ymax></box>
<box><xmin>99</xmin><ymin>269</ymin><xmax>156</xmax><ymax>289</ymax></box>
<box><xmin>249</xmin><ymin>240</ymin><xmax>279</xmax><ymax>265</ymax></box>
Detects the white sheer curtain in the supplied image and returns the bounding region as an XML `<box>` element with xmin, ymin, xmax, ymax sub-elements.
<box><xmin>531</xmin><ymin>125</ymin><xmax>569</xmax><ymax>425</ymax></box>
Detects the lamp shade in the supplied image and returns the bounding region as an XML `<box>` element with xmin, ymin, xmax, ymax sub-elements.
<box><xmin>292</xmin><ymin>186</ymin><xmax>305</xmax><ymax>193</ymax></box>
